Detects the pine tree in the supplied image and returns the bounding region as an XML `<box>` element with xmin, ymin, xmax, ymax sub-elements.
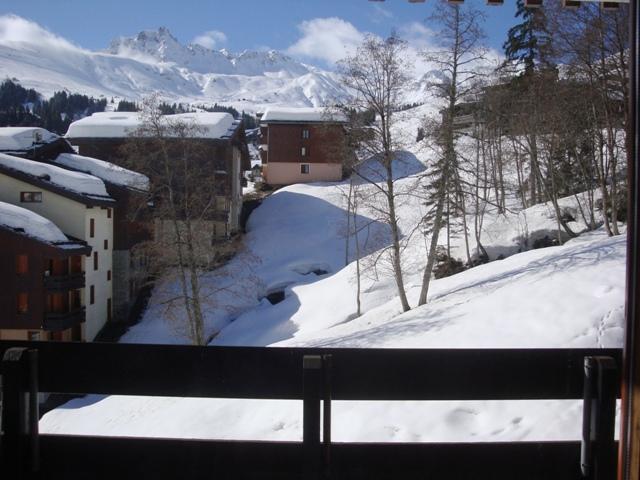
<box><xmin>503</xmin><ymin>0</ymin><xmax>554</xmax><ymax>75</ymax></box>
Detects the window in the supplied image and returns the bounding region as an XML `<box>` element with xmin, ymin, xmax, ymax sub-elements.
<box><xmin>16</xmin><ymin>254</ymin><xmax>28</xmax><ymax>274</ymax></box>
<box><xmin>302</xmin><ymin>128</ymin><xmax>310</xmax><ymax>139</ymax></box>
<box><xmin>90</xmin><ymin>285</ymin><xmax>95</xmax><ymax>305</ymax></box>
<box><xmin>20</xmin><ymin>191</ymin><xmax>42</xmax><ymax>203</ymax></box>
<box><xmin>107</xmin><ymin>208</ymin><xmax>112</xmax><ymax>219</ymax></box>
<box><xmin>107</xmin><ymin>270</ymin><xmax>111</xmax><ymax>281</ymax></box>
<box><xmin>301</xmin><ymin>164</ymin><xmax>310</xmax><ymax>174</ymax></box>
<box><xmin>17</xmin><ymin>293</ymin><xmax>28</xmax><ymax>314</ymax></box>
<box><xmin>89</xmin><ymin>218</ymin><xmax>95</xmax><ymax>238</ymax></box>
<box><xmin>104</xmin><ymin>239</ymin><xmax>108</xmax><ymax>250</ymax></box>
<box><xmin>28</xmin><ymin>331</ymin><xmax>40</xmax><ymax>341</ymax></box>
<box><xmin>301</xmin><ymin>147</ymin><xmax>308</xmax><ymax>157</ymax></box>
<box><xmin>93</xmin><ymin>252</ymin><xmax>98</xmax><ymax>271</ymax></box>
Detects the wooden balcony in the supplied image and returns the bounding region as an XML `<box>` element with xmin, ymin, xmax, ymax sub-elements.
<box><xmin>43</xmin><ymin>307</ymin><xmax>85</xmax><ymax>332</ymax></box>
<box><xmin>43</xmin><ymin>272</ymin><xmax>85</xmax><ymax>291</ymax></box>
<box><xmin>0</xmin><ymin>342</ymin><xmax>620</xmax><ymax>479</ymax></box>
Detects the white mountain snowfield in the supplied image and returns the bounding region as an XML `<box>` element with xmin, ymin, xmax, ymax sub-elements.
<box><xmin>0</xmin><ymin>15</ymin><xmax>349</xmax><ymax>112</ymax></box>
<box><xmin>40</xmin><ymin>101</ymin><xmax>626</xmax><ymax>442</ymax></box>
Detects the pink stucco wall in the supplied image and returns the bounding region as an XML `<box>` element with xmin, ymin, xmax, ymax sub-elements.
<box><xmin>264</xmin><ymin>162</ymin><xmax>342</xmax><ymax>185</ymax></box>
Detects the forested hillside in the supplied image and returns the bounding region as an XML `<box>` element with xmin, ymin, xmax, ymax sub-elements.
<box><xmin>0</xmin><ymin>79</ymin><xmax>107</xmax><ymax>134</ymax></box>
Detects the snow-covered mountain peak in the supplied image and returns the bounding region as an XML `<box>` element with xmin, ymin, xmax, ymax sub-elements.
<box><xmin>1</xmin><ymin>17</ymin><xmax>349</xmax><ymax>110</ymax></box>
<box><xmin>106</xmin><ymin>27</ymin><xmax>310</xmax><ymax>77</ymax></box>
<box><xmin>108</xmin><ymin>27</ymin><xmax>187</xmax><ymax>63</ymax></box>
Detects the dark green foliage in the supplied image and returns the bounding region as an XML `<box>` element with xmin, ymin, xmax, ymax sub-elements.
<box><xmin>0</xmin><ymin>79</ymin><xmax>106</xmax><ymax>134</ymax></box>
<box><xmin>157</xmin><ymin>102</ymin><xmax>192</xmax><ymax>114</ymax></box>
<box><xmin>0</xmin><ymin>79</ymin><xmax>40</xmax><ymax>109</ymax></box>
<box><xmin>433</xmin><ymin>247</ymin><xmax>466</xmax><ymax>279</ymax></box>
<box><xmin>503</xmin><ymin>0</ymin><xmax>554</xmax><ymax>75</ymax></box>
<box><xmin>198</xmin><ymin>103</ymin><xmax>240</xmax><ymax>118</ymax></box>
<box><xmin>241</xmin><ymin>111</ymin><xmax>257</xmax><ymax>129</ymax></box>
<box><xmin>117</xmin><ymin>100</ymin><xmax>139</xmax><ymax>112</ymax></box>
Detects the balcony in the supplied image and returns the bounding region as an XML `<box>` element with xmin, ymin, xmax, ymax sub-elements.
<box><xmin>44</xmin><ymin>273</ymin><xmax>85</xmax><ymax>291</ymax></box>
<box><xmin>43</xmin><ymin>307</ymin><xmax>85</xmax><ymax>332</ymax></box>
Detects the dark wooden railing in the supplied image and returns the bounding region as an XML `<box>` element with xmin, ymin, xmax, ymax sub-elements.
<box><xmin>0</xmin><ymin>341</ymin><xmax>621</xmax><ymax>479</ymax></box>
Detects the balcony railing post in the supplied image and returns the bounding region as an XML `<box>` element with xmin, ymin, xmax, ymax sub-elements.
<box><xmin>303</xmin><ymin>355</ymin><xmax>322</xmax><ymax>480</ymax></box>
<box><xmin>322</xmin><ymin>354</ymin><xmax>332</xmax><ymax>480</ymax></box>
<box><xmin>1</xmin><ymin>347</ymin><xmax>40</xmax><ymax>477</ymax></box>
<box><xmin>581</xmin><ymin>356</ymin><xmax>617</xmax><ymax>480</ymax></box>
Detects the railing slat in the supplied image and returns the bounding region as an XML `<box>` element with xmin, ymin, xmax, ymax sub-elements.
<box><xmin>0</xmin><ymin>341</ymin><xmax>622</xmax><ymax>400</ymax></box>
<box><xmin>37</xmin><ymin>435</ymin><xmax>589</xmax><ymax>480</ymax></box>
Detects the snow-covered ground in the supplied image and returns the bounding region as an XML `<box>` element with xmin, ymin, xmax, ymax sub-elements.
<box><xmin>41</xmin><ymin>110</ymin><xmax>626</xmax><ymax>440</ymax></box>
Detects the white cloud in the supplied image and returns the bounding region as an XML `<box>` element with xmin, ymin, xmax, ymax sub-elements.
<box><xmin>398</xmin><ymin>22</ymin><xmax>436</xmax><ymax>50</ymax></box>
<box><xmin>0</xmin><ymin>14</ymin><xmax>85</xmax><ymax>52</ymax></box>
<box><xmin>192</xmin><ymin>30</ymin><xmax>227</xmax><ymax>50</ymax></box>
<box><xmin>370</xmin><ymin>4</ymin><xmax>394</xmax><ymax>24</ymax></box>
<box><xmin>286</xmin><ymin>17</ymin><xmax>367</xmax><ymax>66</ymax></box>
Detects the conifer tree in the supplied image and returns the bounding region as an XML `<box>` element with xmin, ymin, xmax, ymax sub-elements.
<box><xmin>503</xmin><ymin>0</ymin><xmax>554</xmax><ymax>75</ymax></box>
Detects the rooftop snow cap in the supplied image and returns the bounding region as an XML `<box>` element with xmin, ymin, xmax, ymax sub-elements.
<box><xmin>260</xmin><ymin>107</ymin><xmax>347</xmax><ymax>123</ymax></box>
<box><xmin>0</xmin><ymin>153</ymin><xmax>112</xmax><ymax>200</ymax></box>
<box><xmin>0</xmin><ymin>200</ymin><xmax>75</xmax><ymax>245</ymax></box>
<box><xmin>54</xmin><ymin>153</ymin><xmax>150</xmax><ymax>191</ymax></box>
<box><xmin>0</xmin><ymin>127</ymin><xmax>59</xmax><ymax>151</ymax></box>
<box><xmin>66</xmin><ymin>111</ymin><xmax>237</xmax><ymax>139</ymax></box>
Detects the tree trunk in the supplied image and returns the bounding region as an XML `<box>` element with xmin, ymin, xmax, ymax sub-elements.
<box><xmin>386</xmin><ymin>160</ymin><xmax>411</xmax><ymax>312</ymax></box>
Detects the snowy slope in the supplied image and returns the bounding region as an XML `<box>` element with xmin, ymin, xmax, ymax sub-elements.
<box><xmin>0</xmin><ymin>16</ymin><xmax>348</xmax><ymax>111</ymax></box>
<box><xmin>40</xmin><ymin>210</ymin><xmax>625</xmax><ymax>441</ymax></box>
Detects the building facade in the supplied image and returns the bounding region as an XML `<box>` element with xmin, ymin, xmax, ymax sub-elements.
<box><xmin>0</xmin><ymin>127</ymin><xmax>151</xmax><ymax>323</ymax></box>
<box><xmin>0</xmin><ymin>154</ymin><xmax>114</xmax><ymax>340</ymax></box>
<box><xmin>66</xmin><ymin>112</ymin><xmax>249</xmax><ymax>268</ymax></box>
<box><xmin>259</xmin><ymin>107</ymin><xmax>346</xmax><ymax>186</ymax></box>
<box><xmin>0</xmin><ymin>202</ymin><xmax>91</xmax><ymax>341</ymax></box>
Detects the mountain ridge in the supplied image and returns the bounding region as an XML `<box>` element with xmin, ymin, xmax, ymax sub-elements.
<box><xmin>0</xmin><ymin>20</ymin><xmax>348</xmax><ymax>112</ymax></box>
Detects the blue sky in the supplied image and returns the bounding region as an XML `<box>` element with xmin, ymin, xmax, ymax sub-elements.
<box><xmin>2</xmin><ymin>0</ymin><xmax>518</xmax><ymax>67</ymax></box>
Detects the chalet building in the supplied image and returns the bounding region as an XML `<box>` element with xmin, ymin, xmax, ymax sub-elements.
<box><xmin>0</xmin><ymin>202</ymin><xmax>91</xmax><ymax>341</ymax></box>
<box><xmin>0</xmin><ymin>152</ymin><xmax>114</xmax><ymax>341</ymax></box>
<box><xmin>0</xmin><ymin>127</ymin><xmax>151</xmax><ymax>323</ymax></box>
<box><xmin>259</xmin><ymin>107</ymin><xmax>347</xmax><ymax>186</ymax></box>
<box><xmin>66</xmin><ymin>111</ymin><xmax>250</xmax><ymax>244</ymax></box>
<box><xmin>50</xmin><ymin>153</ymin><xmax>150</xmax><ymax>322</ymax></box>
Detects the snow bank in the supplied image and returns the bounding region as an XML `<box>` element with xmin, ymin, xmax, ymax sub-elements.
<box><xmin>0</xmin><ymin>200</ymin><xmax>68</xmax><ymax>243</ymax></box>
<box><xmin>0</xmin><ymin>127</ymin><xmax>59</xmax><ymax>151</ymax></box>
<box><xmin>261</xmin><ymin>107</ymin><xmax>346</xmax><ymax>123</ymax></box>
<box><xmin>55</xmin><ymin>153</ymin><xmax>149</xmax><ymax>191</ymax></box>
<box><xmin>66</xmin><ymin>111</ymin><xmax>236</xmax><ymax>139</ymax></box>
<box><xmin>0</xmin><ymin>153</ymin><xmax>110</xmax><ymax>198</ymax></box>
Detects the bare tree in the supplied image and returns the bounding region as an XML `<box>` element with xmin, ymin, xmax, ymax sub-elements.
<box><xmin>549</xmin><ymin>2</ymin><xmax>629</xmax><ymax>235</ymax></box>
<box><xmin>418</xmin><ymin>0</ymin><xmax>486</xmax><ymax>306</ymax></box>
<box><xmin>123</xmin><ymin>96</ymin><xmax>236</xmax><ymax>345</ymax></box>
<box><xmin>338</xmin><ymin>35</ymin><xmax>413</xmax><ymax>312</ymax></box>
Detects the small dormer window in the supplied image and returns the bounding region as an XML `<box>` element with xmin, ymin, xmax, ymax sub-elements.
<box><xmin>20</xmin><ymin>192</ymin><xmax>42</xmax><ymax>203</ymax></box>
<box><xmin>34</xmin><ymin>131</ymin><xmax>43</xmax><ymax>143</ymax></box>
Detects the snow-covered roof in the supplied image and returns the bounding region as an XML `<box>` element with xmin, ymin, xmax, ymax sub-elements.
<box><xmin>66</xmin><ymin>111</ymin><xmax>237</xmax><ymax>139</ymax></box>
<box><xmin>0</xmin><ymin>200</ymin><xmax>69</xmax><ymax>245</ymax></box>
<box><xmin>0</xmin><ymin>127</ymin><xmax>59</xmax><ymax>151</ymax></box>
<box><xmin>261</xmin><ymin>107</ymin><xmax>347</xmax><ymax>124</ymax></box>
<box><xmin>54</xmin><ymin>153</ymin><xmax>150</xmax><ymax>191</ymax></box>
<box><xmin>0</xmin><ymin>153</ymin><xmax>113</xmax><ymax>202</ymax></box>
